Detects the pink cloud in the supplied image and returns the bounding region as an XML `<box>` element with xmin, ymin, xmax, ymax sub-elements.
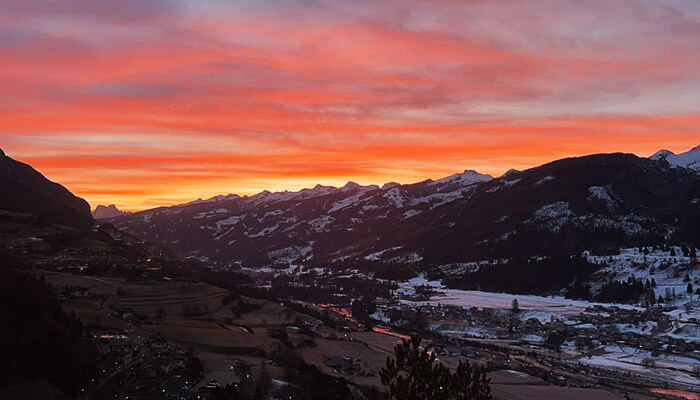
<box><xmin>1</xmin><ymin>0</ymin><xmax>699</xmax><ymax>209</ymax></box>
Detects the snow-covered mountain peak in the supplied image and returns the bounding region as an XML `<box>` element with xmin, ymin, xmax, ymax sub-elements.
<box><xmin>432</xmin><ymin>169</ymin><xmax>493</xmax><ymax>187</ymax></box>
<box><xmin>183</xmin><ymin>197</ymin><xmax>205</xmax><ymax>206</ymax></box>
<box><xmin>313</xmin><ymin>183</ymin><xmax>333</xmax><ymax>190</ymax></box>
<box><xmin>501</xmin><ymin>168</ymin><xmax>521</xmax><ymax>178</ymax></box>
<box><xmin>207</xmin><ymin>194</ymin><xmax>240</xmax><ymax>202</ymax></box>
<box><xmin>339</xmin><ymin>182</ymin><xmax>379</xmax><ymax>192</ymax></box>
<box><xmin>382</xmin><ymin>182</ymin><xmax>400</xmax><ymax>190</ymax></box>
<box><xmin>340</xmin><ymin>181</ymin><xmax>362</xmax><ymax>191</ymax></box>
<box><xmin>650</xmin><ymin>145</ymin><xmax>700</xmax><ymax>172</ymax></box>
<box><xmin>295</xmin><ymin>184</ymin><xmax>336</xmax><ymax>199</ymax></box>
<box><xmin>180</xmin><ymin>193</ymin><xmax>240</xmax><ymax>207</ymax></box>
<box><xmin>650</xmin><ymin>149</ymin><xmax>673</xmax><ymax>160</ymax></box>
<box><xmin>251</xmin><ymin>190</ymin><xmax>272</xmax><ymax>199</ymax></box>
<box><xmin>302</xmin><ymin>184</ymin><xmax>335</xmax><ymax>194</ymax></box>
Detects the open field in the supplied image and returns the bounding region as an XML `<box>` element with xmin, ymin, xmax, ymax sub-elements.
<box><xmin>422</xmin><ymin>288</ymin><xmax>640</xmax><ymax>315</ymax></box>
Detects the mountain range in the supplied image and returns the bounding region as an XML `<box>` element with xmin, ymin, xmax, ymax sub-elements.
<box><xmin>101</xmin><ymin>146</ymin><xmax>700</xmax><ymax>267</ymax></box>
<box><xmin>1</xmin><ymin>144</ymin><xmax>698</xmax><ymax>269</ymax></box>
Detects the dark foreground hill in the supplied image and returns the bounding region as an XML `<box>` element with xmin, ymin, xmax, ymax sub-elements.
<box><xmin>0</xmin><ymin>269</ymin><xmax>97</xmax><ymax>397</ymax></box>
<box><xmin>0</xmin><ymin>148</ymin><xmax>94</xmax><ymax>229</ymax></box>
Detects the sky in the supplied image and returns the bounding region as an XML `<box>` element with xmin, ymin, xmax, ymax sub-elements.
<box><xmin>1</xmin><ymin>0</ymin><xmax>700</xmax><ymax>211</ymax></box>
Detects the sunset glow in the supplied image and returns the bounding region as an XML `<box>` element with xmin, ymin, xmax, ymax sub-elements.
<box><xmin>2</xmin><ymin>0</ymin><xmax>700</xmax><ymax>210</ymax></box>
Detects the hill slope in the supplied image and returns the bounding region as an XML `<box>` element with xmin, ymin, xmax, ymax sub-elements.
<box><xmin>386</xmin><ymin>153</ymin><xmax>700</xmax><ymax>264</ymax></box>
<box><xmin>0</xmin><ymin>148</ymin><xmax>94</xmax><ymax>229</ymax></box>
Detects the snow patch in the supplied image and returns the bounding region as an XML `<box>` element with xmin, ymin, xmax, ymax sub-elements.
<box><xmin>588</xmin><ymin>186</ymin><xmax>616</xmax><ymax>211</ymax></box>
<box><xmin>535</xmin><ymin>176</ymin><xmax>555</xmax><ymax>185</ymax></box>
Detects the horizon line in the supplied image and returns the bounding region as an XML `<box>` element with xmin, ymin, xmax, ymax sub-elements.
<box><xmin>91</xmin><ymin>146</ymin><xmax>697</xmax><ymax>213</ymax></box>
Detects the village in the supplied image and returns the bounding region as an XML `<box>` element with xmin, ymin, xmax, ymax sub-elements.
<box><xmin>231</xmin><ymin>260</ymin><xmax>700</xmax><ymax>399</ymax></box>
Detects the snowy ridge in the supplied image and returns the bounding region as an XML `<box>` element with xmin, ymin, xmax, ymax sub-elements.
<box><xmin>430</xmin><ymin>169</ymin><xmax>493</xmax><ymax>187</ymax></box>
<box><xmin>108</xmin><ymin>166</ymin><xmax>496</xmax><ymax>264</ymax></box>
<box><xmin>651</xmin><ymin>145</ymin><xmax>700</xmax><ymax>172</ymax></box>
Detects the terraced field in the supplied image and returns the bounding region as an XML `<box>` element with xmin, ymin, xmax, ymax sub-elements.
<box><xmin>115</xmin><ymin>282</ymin><xmax>228</xmax><ymax>316</ymax></box>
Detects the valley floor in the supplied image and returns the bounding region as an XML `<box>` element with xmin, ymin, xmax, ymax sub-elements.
<box><xmin>36</xmin><ymin>271</ymin><xmax>700</xmax><ymax>400</ymax></box>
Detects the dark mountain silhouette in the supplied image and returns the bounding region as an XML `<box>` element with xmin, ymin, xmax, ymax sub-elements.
<box><xmin>0</xmin><ymin>269</ymin><xmax>96</xmax><ymax>396</ymax></box>
<box><xmin>0</xmin><ymin>148</ymin><xmax>93</xmax><ymax>229</ymax></box>
<box><xmin>93</xmin><ymin>204</ymin><xmax>127</xmax><ymax>219</ymax></box>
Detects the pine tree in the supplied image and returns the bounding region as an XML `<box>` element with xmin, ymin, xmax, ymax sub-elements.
<box><xmin>511</xmin><ymin>298</ymin><xmax>520</xmax><ymax>313</ymax></box>
<box><xmin>380</xmin><ymin>336</ymin><xmax>491</xmax><ymax>400</ymax></box>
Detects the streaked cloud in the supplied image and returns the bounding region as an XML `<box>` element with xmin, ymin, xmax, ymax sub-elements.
<box><xmin>0</xmin><ymin>0</ymin><xmax>699</xmax><ymax>210</ymax></box>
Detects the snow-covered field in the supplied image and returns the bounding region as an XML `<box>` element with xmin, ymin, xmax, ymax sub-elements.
<box><xmin>395</xmin><ymin>272</ymin><xmax>700</xmax><ymax>345</ymax></box>
<box><xmin>398</xmin><ymin>245</ymin><xmax>700</xmax><ymax>321</ymax></box>
<box><xmin>425</xmin><ymin>289</ymin><xmax>638</xmax><ymax>315</ymax></box>
<box><xmin>397</xmin><ymin>274</ymin><xmax>639</xmax><ymax>316</ymax></box>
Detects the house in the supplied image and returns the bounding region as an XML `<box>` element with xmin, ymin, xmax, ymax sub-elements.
<box><xmin>105</xmin><ymin>345</ymin><xmax>133</xmax><ymax>367</ymax></box>
<box><xmin>68</xmin><ymin>287</ymin><xmax>89</xmax><ymax>298</ymax></box>
<box><xmin>149</xmin><ymin>334</ymin><xmax>168</xmax><ymax>350</ymax></box>
<box><xmin>304</xmin><ymin>319</ymin><xmax>323</xmax><ymax>328</ymax></box>
<box><xmin>324</xmin><ymin>357</ymin><xmax>361</xmax><ymax>375</ymax></box>
<box><xmin>113</xmin><ymin>307</ymin><xmax>135</xmax><ymax>321</ymax></box>
<box><xmin>172</xmin><ymin>352</ymin><xmax>186</xmax><ymax>368</ymax></box>
<box><xmin>438</xmin><ymin>345</ymin><xmax>464</xmax><ymax>357</ymax></box>
<box><xmin>197</xmin><ymin>380</ymin><xmax>222</xmax><ymax>399</ymax></box>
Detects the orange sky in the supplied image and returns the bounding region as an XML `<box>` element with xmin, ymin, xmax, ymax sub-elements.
<box><xmin>1</xmin><ymin>0</ymin><xmax>700</xmax><ymax>210</ymax></box>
